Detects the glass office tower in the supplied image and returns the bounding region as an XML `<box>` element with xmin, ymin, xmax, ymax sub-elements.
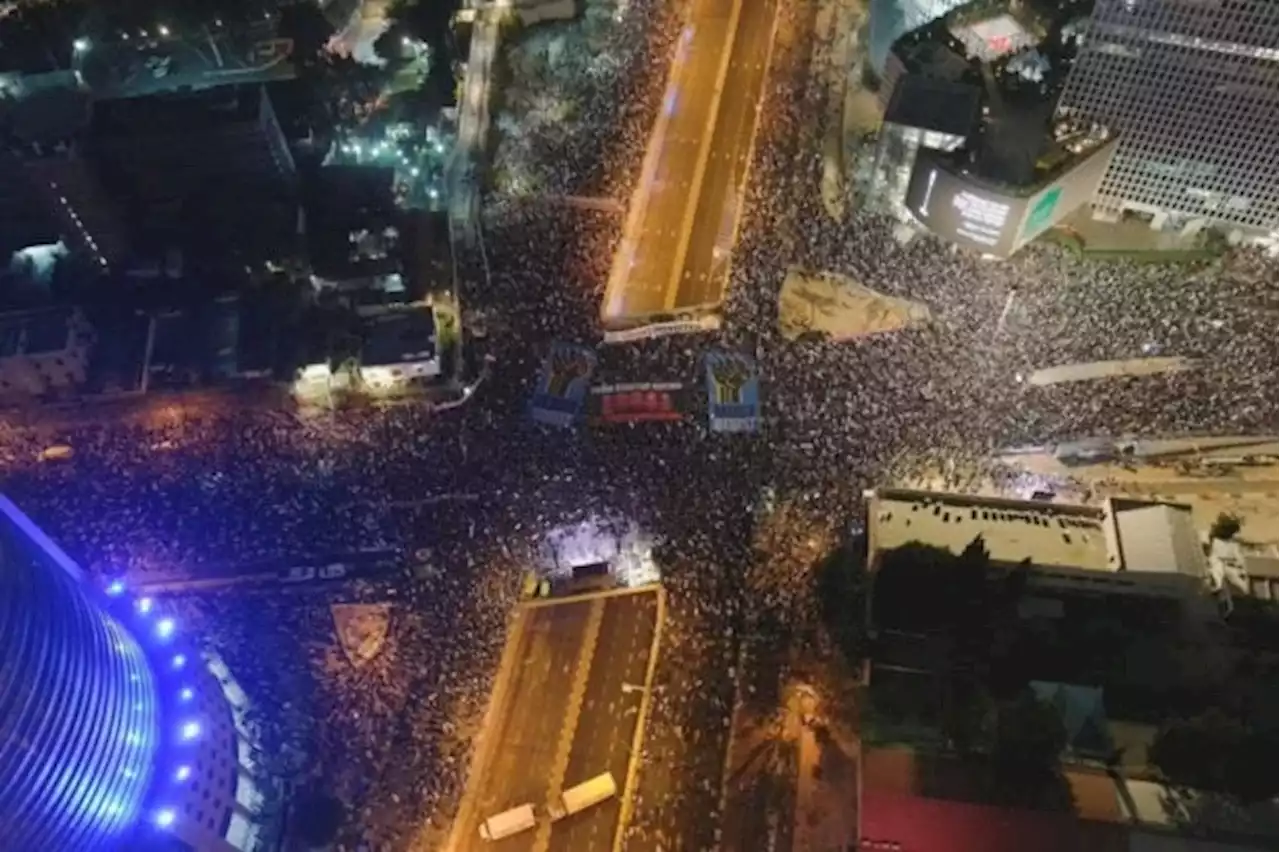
<box><xmin>0</xmin><ymin>494</ymin><xmax>161</xmax><ymax>851</ymax></box>
<box><xmin>1058</xmin><ymin>0</ymin><xmax>1279</xmax><ymax>235</ymax></box>
<box><xmin>865</xmin><ymin>0</ymin><xmax>969</xmax><ymax>77</ymax></box>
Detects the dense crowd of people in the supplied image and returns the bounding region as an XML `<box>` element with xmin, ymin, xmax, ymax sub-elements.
<box><xmin>0</xmin><ymin>0</ymin><xmax>1276</xmax><ymax>849</ymax></box>
<box><xmin>492</xmin><ymin>0</ymin><xmax>681</xmax><ymax>201</ymax></box>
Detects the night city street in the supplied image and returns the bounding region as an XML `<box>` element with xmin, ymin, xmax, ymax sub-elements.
<box><xmin>0</xmin><ymin>0</ymin><xmax>1277</xmax><ymax>850</ymax></box>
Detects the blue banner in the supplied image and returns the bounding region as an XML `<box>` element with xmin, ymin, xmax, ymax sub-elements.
<box><xmin>531</xmin><ymin>341</ymin><xmax>597</xmax><ymax>427</ymax></box>
<box><xmin>704</xmin><ymin>350</ymin><xmax>760</xmax><ymax>433</ymax></box>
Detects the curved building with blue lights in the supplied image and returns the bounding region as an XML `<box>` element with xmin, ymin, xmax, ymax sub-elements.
<box><xmin>0</xmin><ymin>494</ymin><xmax>271</xmax><ymax>852</ymax></box>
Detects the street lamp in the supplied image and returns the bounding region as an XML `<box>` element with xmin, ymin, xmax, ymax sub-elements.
<box><xmin>73</xmin><ymin>38</ymin><xmax>90</xmax><ymax>54</ymax></box>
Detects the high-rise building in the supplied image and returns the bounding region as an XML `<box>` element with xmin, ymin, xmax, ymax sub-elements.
<box><xmin>88</xmin><ymin>84</ymin><xmax>301</xmax><ymax>273</ymax></box>
<box><xmin>89</xmin><ymin>84</ymin><xmax>296</xmax><ymax>210</ymax></box>
<box><xmin>864</xmin><ymin>0</ymin><xmax>969</xmax><ymax>79</ymax></box>
<box><xmin>0</xmin><ymin>494</ymin><xmax>271</xmax><ymax>852</ymax></box>
<box><xmin>0</xmin><ymin>74</ymin><xmax>130</xmax><ymax>269</ymax></box>
<box><xmin>1057</xmin><ymin>0</ymin><xmax>1279</xmax><ymax>238</ymax></box>
<box><xmin>865</xmin><ymin>0</ymin><xmax>1119</xmax><ymax>257</ymax></box>
<box><xmin>0</xmin><ymin>495</ymin><xmax>160</xmax><ymax>851</ymax></box>
<box><xmin>0</xmin><ymin>142</ymin><xmax>131</xmax><ymax>270</ymax></box>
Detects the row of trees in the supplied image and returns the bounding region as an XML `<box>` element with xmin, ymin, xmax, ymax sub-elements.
<box><xmin>268</xmin><ymin>0</ymin><xmax>458</xmax><ymax>142</ymax></box>
<box><xmin>0</xmin><ymin>0</ymin><xmax>86</xmax><ymax>72</ymax></box>
<box><xmin>382</xmin><ymin>0</ymin><xmax>460</xmax><ymax>109</ymax></box>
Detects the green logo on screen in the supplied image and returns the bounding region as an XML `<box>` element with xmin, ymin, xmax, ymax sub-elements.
<box><xmin>1023</xmin><ymin>187</ymin><xmax>1063</xmax><ymax>237</ymax></box>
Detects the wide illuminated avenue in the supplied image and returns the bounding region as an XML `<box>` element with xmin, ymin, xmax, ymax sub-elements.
<box><xmin>602</xmin><ymin>0</ymin><xmax>779</xmax><ymax>327</ymax></box>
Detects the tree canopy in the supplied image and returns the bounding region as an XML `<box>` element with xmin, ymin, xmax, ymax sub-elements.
<box><xmin>292</xmin><ymin>788</ymin><xmax>345</xmax><ymax>847</ymax></box>
<box><xmin>277</xmin><ymin>1</ymin><xmax>336</xmax><ymax>68</ymax></box>
<box><xmin>993</xmin><ymin>689</ymin><xmax>1068</xmax><ymax>773</ymax></box>
<box><xmin>0</xmin><ymin>0</ymin><xmax>86</xmax><ymax>72</ymax></box>
<box><xmin>386</xmin><ymin>0</ymin><xmax>460</xmax><ymax>111</ymax></box>
<box><xmin>372</xmin><ymin>24</ymin><xmax>409</xmax><ymax>66</ymax></box>
<box><xmin>815</xmin><ymin>536</ymin><xmax>868</xmax><ymax>668</ymax></box>
<box><xmin>872</xmin><ymin>538</ymin><xmax>1000</xmax><ymax>634</ymax></box>
<box><xmin>1150</xmin><ymin>709</ymin><xmax>1278</xmax><ymax>802</ymax></box>
<box><xmin>1209</xmin><ymin>512</ymin><xmax>1242</xmax><ymax>541</ymax></box>
<box><xmin>989</xmin><ymin>689</ymin><xmax>1072</xmax><ymax>809</ymax></box>
<box><xmin>385</xmin><ymin>0</ymin><xmax>459</xmax><ymax>50</ymax></box>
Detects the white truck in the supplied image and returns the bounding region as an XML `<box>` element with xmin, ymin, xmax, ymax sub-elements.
<box><xmin>548</xmin><ymin>772</ymin><xmax>618</xmax><ymax>820</ymax></box>
<box><xmin>477</xmin><ymin>803</ymin><xmax>536</xmax><ymax>841</ymax></box>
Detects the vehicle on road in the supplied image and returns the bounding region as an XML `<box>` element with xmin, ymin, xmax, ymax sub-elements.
<box><xmin>478</xmin><ymin>803</ymin><xmax>536</xmax><ymax>841</ymax></box>
<box><xmin>549</xmin><ymin>772</ymin><xmax>618</xmax><ymax>820</ymax></box>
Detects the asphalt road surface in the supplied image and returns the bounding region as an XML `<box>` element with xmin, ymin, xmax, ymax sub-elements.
<box><xmin>675</xmin><ymin>0</ymin><xmax>777</xmax><ymax>313</ymax></box>
<box><xmin>454</xmin><ymin>591</ymin><xmax>660</xmax><ymax>852</ymax></box>
<box><xmin>603</xmin><ymin>1</ymin><xmax>732</xmax><ymax>321</ymax></box>
<box><xmin>547</xmin><ymin>592</ymin><xmax>658</xmax><ymax>852</ymax></box>
<box><xmin>602</xmin><ymin>0</ymin><xmax>777</xmax><ymax>326</ymax></box>
<box><xmin>461</xmin><ymin>601</ymin><xmax>590</xmax><ymax>852</ymax></box>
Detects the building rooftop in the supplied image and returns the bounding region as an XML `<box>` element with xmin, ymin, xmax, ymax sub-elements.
<box><xmin>888</xmin><ymin>0</ymin><xmax>1113</xmax><ymax>190</ymax></box>
<box><xmin>361</xmin><ymin>308</ymin><xmax>435</xmax><ymax>367</ymax></box>
<box><xmin>951</xmin><ymin>12</ymin><xmax>1037</xmax><ymax>62</ymax></box>
<box><xmin>306</xmin><ymin>167</ymin><xmax>400</xmax><ymax>281</ymax></box>
<box><xmin>867</xmin><ymin>488</ymin><xmax>1212</xmax><ymax>585</ymax></box>
<box><xmin>883</xmin><ymin>75</ymin><xmax>982</xmax><ymax>139</ymax></box>
<box><xmin>1110</xmin><ymin>499</ymin><xmax>1206</xmax><ymax>578</ymax></box>
<box><xmin>310</xmin><ymin>166</ymin><xmax>398</xmax><ymax>219</ymax></box>
<box><xmin>90</xmin><ymin>85</ymin><xmax>267</xmax><ymax>136</ymax></box>
<box><xmin>869</xmin><ymin>488</ymin><xmax>1110</xmax><ymax>571</ymax></box>
<box><xmin>0</xmin><ymin>76</ymin><xmax>91</xmax><ymax>142</ymax></box>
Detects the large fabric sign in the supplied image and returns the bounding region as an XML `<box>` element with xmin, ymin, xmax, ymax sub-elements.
<box><xmin>589</xmin><ymin>382</ymin><xmax>686</xmax><ymax>424</ymax></box>
<box><xmin>704</xmin><ymin>350</ymin><xmax>760</xmax><ymax>433</ymax></box>
<box><xmin>530</xmin><ymin>341</ymin><xmax>597</xmax><ymax>427</ymax></box>
<box><xmin>601</xmin><ymin>315</ymin><xmax>721</xmax><ymax>344</ymax></box>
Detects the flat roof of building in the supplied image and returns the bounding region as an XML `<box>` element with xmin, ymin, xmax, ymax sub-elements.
<box><xmin>868</xmin><ymin>488</ymin><xmax>1213</xmax><ymax>585</ymax></box>
<box><xmin>1109</xmin><ymin>499</ymin><xmax>1205</xmax><ymax>578</ymax></box>
<box><xmin>361</xmin><ymin>309</ymin><xmax>435</xmax><ymax>367</ymax></box>
<box><xmin>868</xmin><ymin>488</ymin><xmax>1110</xmax><ymax>572</ymax></box>
<box><xmin>91</xmin><ymin>85</ymin><xmax>265</xmax><ymax>136</ymax></box>
<box><xmin>883</xmin><ymin>75</ymin><xmax>982</xmax><ymax>140</ymax></box>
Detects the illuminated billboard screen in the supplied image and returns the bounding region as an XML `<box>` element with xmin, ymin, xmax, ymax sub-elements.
<box><xmin>1021</xmin><ymin>185</ymin><xmax>1063</xmax><ymax>238</ymax></box>
<box><xmin>905</xmin><ymin>139</ymin><xmax>1118</xmax><ymax>257</ymax></box>
<box><xmin>905</xmin><ymin>156</ymin><xmax>1026</xmax><ymax>255</ymax></box>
